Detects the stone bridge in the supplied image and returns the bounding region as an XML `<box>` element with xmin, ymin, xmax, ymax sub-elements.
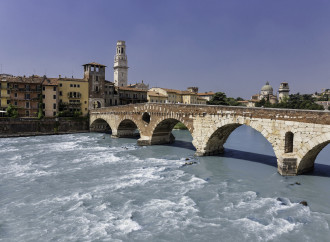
<box><xmin>90</xmin><ymin>103</ymin><xmax>330</xmax><ymax>176</ymax></box>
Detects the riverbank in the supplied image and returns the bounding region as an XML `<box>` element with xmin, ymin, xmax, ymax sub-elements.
<box><xmin>0</xmin><ymin>117</ymin><xmax>89</xmax><ymax>138</ymax></box>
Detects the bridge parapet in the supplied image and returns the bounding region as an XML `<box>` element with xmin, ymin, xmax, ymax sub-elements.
<box><xmin>90</xmin><ymin>103</ymin><xmax>330</xmax><ymax>176</ymax></box>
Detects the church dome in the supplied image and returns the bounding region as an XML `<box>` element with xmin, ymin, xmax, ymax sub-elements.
<box><xmin>261</xmin><ymin>82</ymin><xmax>273</xmax><ymax>93</ymax></box>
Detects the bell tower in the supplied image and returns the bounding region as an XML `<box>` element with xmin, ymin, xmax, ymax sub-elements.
<box><xmin>114</xmin><ymin>40</ymin><xmax>128</xmax><ymax>87</ymax></box>
<box><xmin>278</xmin><ymin>82</ymin><xmax>290</xmax><ymax>102</ymax></box>
<box><xmin>83</xmin><ymin>62</ymin><xmax>106</xmax><ymax>109</ymax></box>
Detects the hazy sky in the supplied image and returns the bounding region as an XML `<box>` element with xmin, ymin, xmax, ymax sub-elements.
<box><xmin>1</xmin><ymin>0</ymin><xmax>329</xmax><ymax>98</ymax></box>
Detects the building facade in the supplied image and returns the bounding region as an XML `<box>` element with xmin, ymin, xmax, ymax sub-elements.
<box><xmin>118</xmin><ymin>87</ymin><xmax>147</xmax><ymax>105</ymax></box>
<box><xmin>83</xmin><ymin>62</ymin><xmax>106</xmax><ymax>109</ymax></box>
<box><xmin>0</xmin><ymin>75</ymin><xmax>11</xmax><ymax>116</ymax></box>
<box><xmin>7</xmin><ymin>76</ymin><xmax>43</xmax><ymax>117</ymax></box>
<box><xmin>58</xmin><ymin>77</ymin><xmax>89</xmax><ymax>116</ymax></box>
<box><xmin>42</xmin><ymin>78</ymin><xmax>59</xmax><ymax>117</ymax></box>
<box><xmin>148</xmin><ymin>87</ymin><xmax>207</xmax><ymax>104</ymax></box>
<box><xmin>104</xmin><ymin>81</ymin><xmax>119</xmax><ymax>106</ymax></box>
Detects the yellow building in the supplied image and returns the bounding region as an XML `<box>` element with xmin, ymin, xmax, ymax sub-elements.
<box><xmin>147</xmin><ymin>90</ymin><xmax>168</xmax><ymax>103</ymax></box>
<box><xmin>58</xmin><ymin>77</ymin><xmax>89</xmax><ymax>116</ymax></box>
<box><xmin>148</xmin><ymin>87</ymin><xmax>207</xmax><ymax>105</ymax></box>
<box><xmin>0</xmin><ymin>77</ymin><xmax>10</xmax><ymax>114</ymax></box>
<box><xmin>42</xmin><ymin>78</ymin><xmax>59</xmax><ymax>117</ymax></box>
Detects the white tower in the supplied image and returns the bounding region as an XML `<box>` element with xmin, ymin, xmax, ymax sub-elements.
<box><xmin>114</xmin><ymin>40</ymin><xmax>128</xmax><ymax>87</ymax></box>
<box><xmin>278</xmin><ymin>82</ymin><xmax>290</xmax><ymax>102</ymax></box>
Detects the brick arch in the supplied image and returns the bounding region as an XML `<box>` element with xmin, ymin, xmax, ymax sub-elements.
<box><xmin>297</xmin><ymin>134</ymin><xmax>330</xmax><ymax>174</ymax></box>
<box><xmin>90</xmin><ymin>117</ymin><xmax>114</xmax><ymax>132</ymax></box>
<box><xmin>148</xmin><ymin>117</ymin><xmax>194</xmax><ymax>145</ymax></box>
<box><xmin>115</xmin><ymin>116</ymin><xmax>144</xmax><ymax>133</ymax></box>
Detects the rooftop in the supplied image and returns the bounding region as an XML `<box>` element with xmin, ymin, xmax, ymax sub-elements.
<box><xmin>82</xmin><ymin>62</ymin><xmax>107</xmax><ymax>67</ymax></box>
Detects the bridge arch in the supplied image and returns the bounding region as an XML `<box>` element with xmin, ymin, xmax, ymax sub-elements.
<box><xmin>297</xmin><ymin>134</ymin><xmax>330</xmax><ymax>174</ymax></box>
<box><xmin>197</xmin><ymin>121</ymin><xmax>280</xmax><ymax>160</ymax></box>
<box><xmin>115</xmin><ymin>118</ymin><xmax>142</xmax><ymax>138</ymax></box>
<box><xmin>90</xmin><ymin>118</ymin><xmax>113</xmax><ymax>133</ymax></box>
<box><xmin>149</xmin><ymin>118</ymin><xmax>193</xmax><ymax>145</ymax></box>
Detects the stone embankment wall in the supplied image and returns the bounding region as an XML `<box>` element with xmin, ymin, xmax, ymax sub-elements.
<box><xmin>0</xmin><ymin>118</ymin><xmax>89</xmax><ymax>138</ymax></box>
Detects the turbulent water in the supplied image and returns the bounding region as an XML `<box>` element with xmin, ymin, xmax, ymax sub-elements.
<box><xmin>1</xmin><ymin>126</ymin><xmax>330</xmax><ymax>241</ymax></box>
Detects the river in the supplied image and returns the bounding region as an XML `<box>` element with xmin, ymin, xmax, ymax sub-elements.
<box><xmin>0</xmin><ymin>126</ymin><xmax>330</xmax><ymax>241</ymax></box>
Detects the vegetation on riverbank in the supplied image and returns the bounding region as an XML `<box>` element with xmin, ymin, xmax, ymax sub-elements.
<box><xmin>173</xmin><ymin>122</ymin><xmax>188</xmax><ymax>130</ymax></box>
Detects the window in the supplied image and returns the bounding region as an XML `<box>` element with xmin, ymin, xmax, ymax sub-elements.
<box><xmin>42</xmin><ymin>86</ymin><xmax>45</xmax><ymax>91</ymax></box>
<box><xmin>14</xmin><ymin>101</ymin><xmax>17</xmax><ymax>106</ymax></box>
<box><xmin>53</xmin><ymin>112</ymin><xmax>56</xmax><ymax>116</ymax></box>
<box><xmin>25</xmin><ymin>94</ymin><xmax>30</xmax><ymax>100</ymax></box>
<box><xmin>285</xmin><ymin>132</ymin><xmax>294</xmax><ymax>153</ymax></box>
<box><xmin>26</xmin><ymin>102</ymin><xmax>30</xmax><ymax>108</ymax></box>
<box><xmin>25</xmin><ymin>84</ymin><xmax>30</xmax><ymax>90</ymax></box>
<box><xmin>7</xmin><ymin>90</ymin><xmax>10</xmax><ymax>94</ymax></box>
<box><xmin>74</xmin><ymin>84</ymin><xmax>76</xmax><ymax>87</ymax></box>
<box><xmin>42</xmin><ymin>95</ymin><xmax>45</xmax><ymax>99</ymax></box>
<box><xmin>53</xmin><ymin>95</ymin><xmax>56</xmax><ymax>99</ymax></box>
<box><xmin>26</xmin><ymin>110</ymin><xmax>29</xmax><ymax>116</ymax></box>
<box><xmin>7</xmin><ymin>100</ymin><xmax>10</xmax><ymax>104</ymax></box>
<box><xmin>60</xmin><ymin>91</ymin><xmax>62</xmax><ymax>96</ymax></box>
<box><xmin>95</xmin><ymin>86</ymin><xmax>99</xmax><ymax>92</ymax></box>
<box><xmin>96</xmin><ymin>76</ymin><xmax>99</xmax><ymax>82</ymax></box>
<box><xmin>14</xmin><ymin>93</ymin><xmax>17</xmax><ymax>97</ymax></box>
<box><xmin>59</xmin><ymin>83</ymin><xmax>62</xmax><ymax>87</ymax></box>
<box><xmin>70</xmin><ymin>84</ymin><xmax>73</xmax><ymax>87</ymax></box>
<box><xmin>53</xmin><ymin>86</ymin><xmax>56</xmax><ymax>91</ymax></box>
<box><xmin>53</xmin><ymin>104</ymin><xmax>56</xmax><ymax>109</ymax></box>
<box><xmin>77</xmin><ymin>84</ymin><xmax>80</xmax><ymax>88</ymax></box>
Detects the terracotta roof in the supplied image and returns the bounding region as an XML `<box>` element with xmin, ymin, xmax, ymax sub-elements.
<box><xmin>198</xmin><ymin>92</ymin><xmax>215</xmax><ymax>96</ymax></box>
<box><xmin>42</xmin><ymin>78</ymin><xmax>58</xmax><ymax>86</ymax></box>
<box><xmin>82</xmin><ymin>62</ymin><xmax>106</xmax><ymax>67</ymax></box>
<box><xmin>181</xmin><ymin>91</ymin><xmax>197</xmax><ymax>95</ymax></box>
<box><xmin>147</xmin><ymin>91</ymin><xmax>168</xmax><ymax>97</ymax></box>
<box><xmin>7</xmin><ymin>76</ymin><xmax>44</xmax><ymax>84</ymax></box>
<box><xmin>162</xmin><ymin>88</ymin><xmax>182</xmax><ymax>94</ymax></box>
<box><xmin>118</xmin><ymin>86</ymin><xmax>147</xmax><ymax>92</ymax></box>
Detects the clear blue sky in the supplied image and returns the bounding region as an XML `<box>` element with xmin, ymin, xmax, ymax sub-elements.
<box><xmin>1</xmin><ymin>0</ymin><xmax>329</xmax><ymax>98</ymax></box>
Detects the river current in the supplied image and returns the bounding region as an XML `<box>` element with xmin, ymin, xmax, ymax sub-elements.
<box><xmin>1</xmin><ymin>126</ymin><xmax>330</xmax><ymax>241</ymax></box>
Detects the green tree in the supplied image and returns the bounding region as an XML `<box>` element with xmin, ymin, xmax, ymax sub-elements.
<box><xmin>207</xmin><ymin>92</ymin><xmax>242</xmax><ymax>106</ymax></box>
<box><xmin>207</xmin><ymin>92</ymin><xmax>229</xmax><ymax>105</ymax></box>
<box><xmin>6</xmin><ymin>104</ymin><xmax>18</xmax><ymax>118</ymax></box>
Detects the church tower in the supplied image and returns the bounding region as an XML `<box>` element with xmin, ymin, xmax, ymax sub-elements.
<box><xmin>278</xmin><ymin>82</ymin><xmax>290</xmax><ymax>102</ymax></box>
<box><xmin>114</xmin><ymin>40</ymin><xmax>128</xmax><ymax>87</ymax></box>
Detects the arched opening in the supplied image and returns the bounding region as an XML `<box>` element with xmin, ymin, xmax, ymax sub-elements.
<box><xmin>203</xmin><ymin>123</ymin><xmax>241</xmax><ymax>155</ymax></box>
<box><xmin>90</xmin><ymin>118</ymin><xmax>112</xmax><ymax>134</ymax></box>
<box><xmin>202</xmin><ymin>125</ymin><xmax>277</xmax><ymax>168</ymax></box>
<box><xmin>298</xmin><ymin>140</ymin><xmax>330</xmax><ymax>175</ymax></box>
<box><xmin>151</xmin><ymin>119</ymin><xmax>194</xmax><ymax>150</ymax></box>
<box><xmin>93</xmin><ymin>101</ymin><xmax>101</xmax><ymax>109</ymax></box>
<box><xmin>142</xmin><ymin>112</ymin><xmax>150</xmax><ymax>124</ymax></box>
<box><xmin>285</xmin><ymin>132</ymin><xmax>294</xmax><ymax>153</ymax></box>
<box><xmin>117</xmin><ymin>119</ymin><xmax>140</xmax><ymax>138</ymax></box>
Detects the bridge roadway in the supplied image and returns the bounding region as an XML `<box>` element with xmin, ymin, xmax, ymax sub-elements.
<box><xmin>90</xmin><ymin>103</ymin><xmax>330</xmax><ymax>176</ymax></box>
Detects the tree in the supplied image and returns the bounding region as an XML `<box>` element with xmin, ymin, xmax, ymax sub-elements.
<box><xmin>207</xmin><ymin>92</ymin><xmax>229</xmax><ymax>105</ymax></box>
<box><xmin>207</xmin><ymin>92</ymin><xmax>242</xmax><ymax>106</ymax></box>
<box><xmin>6</xmin><ymin>104</ymin><xmax>18</xmax><ymax>118</ymax></box>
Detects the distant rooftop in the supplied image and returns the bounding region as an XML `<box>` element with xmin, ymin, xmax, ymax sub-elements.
<box><xmin>82</xmin><ymin>62</ymin><xmax>107</xmax><ymax>67</ymax></box>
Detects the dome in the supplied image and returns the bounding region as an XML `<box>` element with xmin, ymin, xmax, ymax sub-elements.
<box><xmin>261</xmin><ymin>82</ymin><xmax>273</xmax><ymax>92</ymax></box>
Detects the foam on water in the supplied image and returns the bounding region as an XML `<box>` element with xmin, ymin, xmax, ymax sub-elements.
<box><xmin>0</xmin><ymin>132</ymin><xmax>330</xmax><ymax>241</ymax></box>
